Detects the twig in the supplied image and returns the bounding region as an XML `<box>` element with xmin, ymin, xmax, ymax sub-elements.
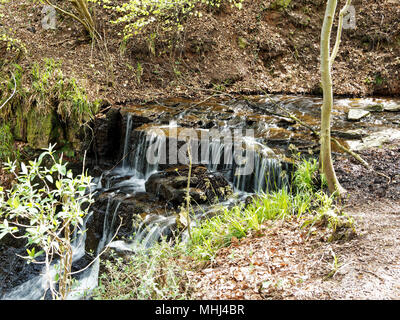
<box><xmin>0</xmin><ymin>71</ymin><xmax>17</xmax><ymax>111</ymax></box>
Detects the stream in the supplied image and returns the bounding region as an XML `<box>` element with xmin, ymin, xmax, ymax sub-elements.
<box><xmin>1</xmin><ymin>94</ymin><xmax>399</xmax><ymax>299</ymax></box>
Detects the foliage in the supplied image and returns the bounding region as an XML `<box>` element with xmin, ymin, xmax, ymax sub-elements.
<box><xmin>0</xmin><ymin>29</ymin><xmax>26</xmax><ymax>65</ymax></box>
<box><xmin>0</xmin><ymin>144</ymin><xmax>94</xmax><ymax>299</ymax></box>
<box><xmin>91</xmin><ymin>0</ymin><xmax>243</xmax><ymax>40</ymax></box>
<box><xmin>93</xmin><ymin>239</ymin><xmax>192</xmax><ymax>300</ymax></box>
<box><xmin>270</xmin><ymin>0</ymin><xmax>292</xmax><ymax>10</ymax></box>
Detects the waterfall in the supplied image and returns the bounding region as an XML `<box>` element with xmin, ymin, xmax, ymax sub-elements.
<box><xmin>67</xmin><ymin>196</ymin><xmax>122</xmax><ymax>299</ymax></box>
<box><xmin>122</xmin><ymin>130</ymin><xmax>166</xmax><ymax>180</ymax></box>
<box><xmin>120</xmin><ymin>113</ymin><xmax>288</xmax><ymax>194</ymax></box>
<box><xmin>201</xmin><ymin>134</ymin><xmax>287</xmax><ymax>193</ymax></box>
<box><xmin>122</xmin><ymin>114</ymin><xmax>133</xmax><ymax>171</ymax></box>
<box><xmin>3</xmin><ymin>111</ymin><xmax>288</xmax><ymax>300</ymax></box>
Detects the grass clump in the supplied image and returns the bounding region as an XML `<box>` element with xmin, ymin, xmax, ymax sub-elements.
<box><xmin>30</xmin><ymin>58</ymin><xmax>100</xmax><ymax>124</ymax></box>
<box><xmin>188</xmin><ymin>188</ymin><xmax>295</xmax><ymax>260</ymax></box>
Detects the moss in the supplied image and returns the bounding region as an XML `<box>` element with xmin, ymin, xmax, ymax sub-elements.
<box><xmin>26</xmin><ymin>109</ymin><xmax>64</xmax><ymax>149</ymax></box>
<box><xmin>238</xmin><ymin>36</ymin><xmax>248</xmax><ymax>49</ymax></box>
<box><xmin>11</xmin><ymin>104</ymin><xmax>26</xmax><ymax>141</ymax></box>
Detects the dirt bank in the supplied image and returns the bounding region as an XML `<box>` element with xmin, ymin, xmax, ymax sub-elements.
<box><xmin>1</xmin><ymin>0</ymin><xmax>399</xmax><ymax>105</ymax></box>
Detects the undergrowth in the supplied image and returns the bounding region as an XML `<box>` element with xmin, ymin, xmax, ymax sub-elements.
<box><xmin>93</xmin><ymin>240</ymin><xmax>193</xmax><ymax>300</ymax></box>
<box><xmin>30</xmin><ymin>58</ymin><xmax>100</xmax><ymax>124</ymax></box>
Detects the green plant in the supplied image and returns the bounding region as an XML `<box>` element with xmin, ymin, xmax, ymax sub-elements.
<box><xmin>0</xmin><ymin>29</ymin><xmax>26</xmax><ymax>65</ymax></box>
<box><xmin>293</xmin><ymin>157</ymin><xmax>327</xmax><ymax>193</ymax></box>
<box><xmin>0</xmin><ymin>144</ymin><xmax>94</xmax><ymax>300</ymax></box>
<box><xmin>270</xmin><ymin>0</ymin><xmax>292</xmax><ymax>10</ymax></box>
<box><xmin>135</xmin><ymin>61</ymin><xmax>143</xmax><ymax>85</ymax></box>
<box><xmin>188</xmin><ymin>187</ymin><xmax>300</xmax><ymax>260</ymax></box>
<box><xmin>0</xmin><ymin>64</ymin><xmax>25</xmax><ymax>117</ymax></box>
<box><xmin>93</xmin><ymin>239</ymin><xmax>192</xmax><ymax>300</ymax></box>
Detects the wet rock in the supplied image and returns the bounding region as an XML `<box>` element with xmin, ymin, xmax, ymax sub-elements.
<box><xmin>85</xmin><ymin>192</ymin><xmax>166</xmax><ymax>252</ymax></box>
<box><xmin>347</xmin><ymin>109</ymin><xmax>370</xmax><ymax>121</ymax></box>
<box><xmin>347</xmin><ymin>129</ymin><xmax>400</xmax><ymax>151</ymax></box>
<box><xmin>92</xmin><ymin>107</ymin><xmax>123</xmax><ymax>164</ymax></box>
<box><xmin>26</xmin><ymin>109</ymin><xmax>64</xmax><ymax>149</ymax></box>
<box><xmin>383</xmin><ymin>104</ymin><xmax>400</xmax><ymax>112</ymax></box>
<box><xmin>145</xmin><ymin>165</ymin><xmax>232</xmax><ymax>206</ymax></box>
<box><xmin>332</xmin><ymin>129</ymin><xmax>368</xmax><ymax>140</ymax></box>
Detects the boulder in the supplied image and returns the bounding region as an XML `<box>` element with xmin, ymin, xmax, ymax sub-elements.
<box><xmin>145</xmin><ymin>165</ymin><xmax>232</xmax><ymax>206</ymax></box>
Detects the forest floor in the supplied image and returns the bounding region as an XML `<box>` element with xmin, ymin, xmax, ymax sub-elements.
<box><xmin>188</xmin><ymin>142</ymin><xmax>400</xmax><ymax>300</ymax></box>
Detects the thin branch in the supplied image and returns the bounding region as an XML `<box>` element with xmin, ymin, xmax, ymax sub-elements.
<box><xmin>0</xmin><ymin>71</ymin><xmax>17</xmax><ymax>111</ymax></box>
<box><xmin>330</xmin><ymin>0</ymin><xmax>352</xmax><ymax>64</ymax></box>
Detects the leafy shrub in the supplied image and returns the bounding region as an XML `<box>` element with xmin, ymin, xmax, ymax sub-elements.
<box><xmin>91</xmin><ymin>0</ymin><xmax>243</xmax><ymax>40</ymax></box>
<box><xmin>0</xmin><ymin>144</ymin><xmax>94</xmax><ymax>299</ymax></box>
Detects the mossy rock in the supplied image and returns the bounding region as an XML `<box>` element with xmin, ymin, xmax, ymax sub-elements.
<box><xmin>11</xmin><ymin>104</ymin><xmax>26</xmax><ymax>141</ymax></box>
<box><xmin>26</xmin><ymin>109</ymin><xmax>64</xmax><ymax>149</ymax></box>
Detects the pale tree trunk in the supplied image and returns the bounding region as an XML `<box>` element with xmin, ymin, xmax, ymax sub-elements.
<box><xmin>320</xmin><ymin>0</ymin><xmax>352</xmax><ymax>196</ymax></box>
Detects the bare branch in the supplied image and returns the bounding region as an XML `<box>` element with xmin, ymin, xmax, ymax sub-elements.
<box><xmin>330</xmin><ymin>0</ymin><xmax>353</xmax><ymax>64</ymax></box>
<box><xmin>0</xmin><ymin>71</ymin><xmax>17</xmax><ymax>111</ymax></box>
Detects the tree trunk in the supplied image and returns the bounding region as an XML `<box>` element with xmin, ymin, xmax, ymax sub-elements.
<box><xmin>320</xmin><ymin>0</ymin><xmax>350</xmax><ymax>196</ymax></box>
